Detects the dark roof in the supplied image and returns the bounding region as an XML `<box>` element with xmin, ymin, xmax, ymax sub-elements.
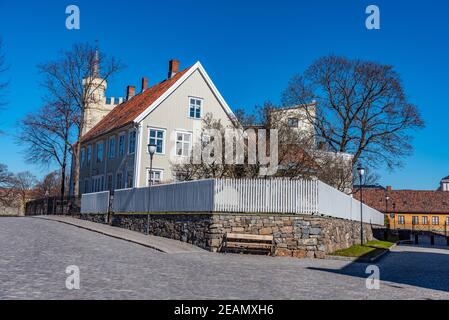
<box><xmin>81</xmin><ymin>66</ymin><xmax>193</xmax><ymax>143</ymax></box>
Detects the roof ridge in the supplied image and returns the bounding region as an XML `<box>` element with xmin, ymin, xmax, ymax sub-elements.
<box><xmin>80</xmin><ymin>65</ymin><xmax>193</xmax><ymax>143</ymax></box>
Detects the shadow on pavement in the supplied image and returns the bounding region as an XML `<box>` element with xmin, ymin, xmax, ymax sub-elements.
<box><xmin>309</xmin><ymin>247</ymin><xmax>449</xmax><ymax>293</ymax></box>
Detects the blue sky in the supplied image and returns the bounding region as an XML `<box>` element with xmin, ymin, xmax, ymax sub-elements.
<box><xmin>0</xmin><ymin>0</ymin><xmax>447</xmax><ymax>190</ymax></box>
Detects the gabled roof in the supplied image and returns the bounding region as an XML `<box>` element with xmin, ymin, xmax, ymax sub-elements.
<box><xmin>81</xmin><ymin>61</ymin><xmax>238</xmax><ymax>143</ymax></box>
<box><xmin>81</xmin><ymin>66</ymin><xmax>192</xmax><ymax>143</ymax></box>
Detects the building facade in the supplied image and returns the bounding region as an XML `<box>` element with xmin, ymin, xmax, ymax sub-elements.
<box><xmin>356</xmin><ymin>176</ymin><xmax>449</xmax><ymax>234</ymax></box>
<box><xmin>77</xmin><ymin>60</ymin><xmax>237</xmax><ymax>194</ymax></box>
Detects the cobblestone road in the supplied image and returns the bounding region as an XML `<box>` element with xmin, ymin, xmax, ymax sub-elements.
<box><xmin>1</xmin><ymin>217</ymin><xmax>449</xmax><ymax>299</ymax></box>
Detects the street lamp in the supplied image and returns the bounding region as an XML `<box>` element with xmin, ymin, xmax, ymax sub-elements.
<box><xmin>146</xmin><ymin>143</ymin><xmax>157</xmax><ymax>235</ymax></box>
<box><xmin>357</xmin><ymin>164</ymin><xmax>365</xmax><ymax>245</ymax></box>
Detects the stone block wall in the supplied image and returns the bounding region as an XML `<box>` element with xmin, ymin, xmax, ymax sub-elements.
<box><xmin>110</xmin><ymin>213</ymin><xmax>376</xmax><ymax>259</ymax></box>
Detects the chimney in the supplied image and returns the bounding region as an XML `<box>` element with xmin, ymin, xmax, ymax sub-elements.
<box><xmin>141</xmin><ymin>77</ymin><xmax>149</xmax><ymax>92</ymax></box>
<box><xmin>126</xmin><ymin>85</ymin><xmax>135</xmax><ymax>100</ymax></box>
<box><xmin>386</xmin><ymin>186</ymin><xmax>392</xmax><ymax>191</ymax></box>
<box><xmin>168</xmin><ymin>59</ymin><xmax>180</xmax><ymax>79</ymax></box>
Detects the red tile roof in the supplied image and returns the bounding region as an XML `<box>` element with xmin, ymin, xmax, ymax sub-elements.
<box><xmin>354</xmin><ymin>187</ymin><xmax>449</xmax><ymax>214</ymax></box>
<box><xmin>81</xmin><ymin>66</ymin><xmax>192</xmax><ymax>143</ymax></box>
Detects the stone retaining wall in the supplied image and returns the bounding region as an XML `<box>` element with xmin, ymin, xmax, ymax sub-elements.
<box><xmin>110</xmin><ymin>213</ymin><xmax>376</xmax><ymax>258</ymax></box>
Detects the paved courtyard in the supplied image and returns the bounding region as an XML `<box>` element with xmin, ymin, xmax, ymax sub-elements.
<box><xmin>1</xmin><ymin>217</ymin><xmax>449</xmax><ymax>300</ymax></box>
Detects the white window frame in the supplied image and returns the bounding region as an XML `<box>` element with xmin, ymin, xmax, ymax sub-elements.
<box><xmin>175</xmin><ymin>130</ymin><xmax>192</xmax><ymax>157</ymax></box>
<box><xmin>422</xmin><ymin>216</ymin><xmax>428</xmax><ymax>225</ymax></box>
<box><xmin>80</xmin><ymin>148</ymin><xmax>86</xmax><ymax>167</ymax></box>
<box><xmin>188</xmin><ymin>96</ymin><xmax>203</xmax><ymax>119</ymax></box>
<box><xmin>118</xmin><ymin>132</ymin><xmax>126</xmax><ymax>156</ymax></box>
<box><xmin>146</xmin><ymin>168</ymin><xmax>164</xmax><ymax>186</ymax></box>
<box><xmin>432</xmin><ymin>216</ymin><xmax>439</xmax><ymax>225</ymax></box>
<box><xmin>92</xmin><ymin>175</ymin><xmax>104</xmax><ymax>193</ymax></box>
<box><xmin>108</xmin><ymin>136</ymin><xmax>116</xmax><ymax>159</ymax></box>
<box><xmin>96</xmin><ymin>141</ymin><xmax>104</xmax><ymax>163</ymax></box>
<box><xmin>148</xmin><ymin>127</ymin><xmax>166</xmax><ymax>155</ymax></box>
<box><xmin>116</xmin><ymin>172</ymin><xmax>123</xmax><ymax>190</ymax></box>
<box><xmin>87</xmin><ymin>145</ymin><xmax>92</xmax><ymax>165</ymax></box>
<box><xmin>126</xmin><ymin>171</ymin><xmax>134</xmax><ymax>188</ymax></box>
<box><xmin>128</xmin><ymin>130</ymin><xmax>137</xmax><ymax>155</ymax></box>
<box><xmin>398</xmin><ymin>215</ymin><xmax>405</xmax><ymax>225</ymax></box>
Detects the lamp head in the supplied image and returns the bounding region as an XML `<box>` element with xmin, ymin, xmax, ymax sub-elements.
<box><xmin>356</xmin><ymin>164</ymin><xmax>365</xmax><ymax>177</ymax></box>
<box><xmin>147</xmin><ymin>143</ymin><xmax>157</xmax><ymax>156</ymax></box>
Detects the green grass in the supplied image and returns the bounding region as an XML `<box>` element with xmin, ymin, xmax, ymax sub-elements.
<box><xmin>330</xmin><ymin>240</ymin><xmax>394</xmax><ymax>259</ymax></box>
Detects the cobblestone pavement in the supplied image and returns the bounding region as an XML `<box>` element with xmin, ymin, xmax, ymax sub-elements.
<box><xmin>1</xmin><ymin>217</ymin><xmax>449</xmax><ymax>300</ymax></box>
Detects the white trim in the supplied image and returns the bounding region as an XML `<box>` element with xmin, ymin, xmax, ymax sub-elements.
<box><xmin>188</xmin><ymin>96</ymin><xmax>203</xmax><ymax>119</ymax></box>
<box><xmin>147</xmin><ymin>127</ymin><xmax>167</xmax><ymax>155</ymax></box>
<box><xmin>108</xmin><ymin>135</ymin><xmax>116</xmax><ymax>159</ymax></box>
<box><xmin>118</xmin><ymin>132</ymin><xmax>126</xmax><ymax>157</ymax></box>
<box><xmin>127</xmin><ymin>129</ymin><xmax>137</xmax><ymax>155</ymax></box>
<box><xmin>145</xmin><ymin>168</ymin><xmax>164</xmax><ymax>186</ymax></box>
<box><xmin>174</xmin><ymin>130</ymin><xmax>193</xmax><ymax>157</ymax></box>
<box><xmin>134</xmin><ymin>123</ymin><xmax>143</xmax><ymax>188</ymax></box>
<box><xmin>133</xmin><ymin>61</ymin><xmax>237</xmax><ymax>125</ymax></box>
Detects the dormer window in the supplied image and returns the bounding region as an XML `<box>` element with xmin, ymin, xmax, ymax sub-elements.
<box><xmin>189</xmin><ymin>97</ymin><xmax>202</xmax><ymax>119</ymax></box>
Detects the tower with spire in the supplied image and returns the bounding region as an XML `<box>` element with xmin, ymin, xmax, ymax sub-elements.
<box><xmin>81</xmin><ymin>43</ymin><xmax>123</xmax><ymax>136</ymax></box>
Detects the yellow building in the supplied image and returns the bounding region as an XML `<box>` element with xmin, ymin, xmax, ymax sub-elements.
<box><xmin>356</xmin><ymin>179</ymin><xmax>449</xmax><ymax>235</ymax></box>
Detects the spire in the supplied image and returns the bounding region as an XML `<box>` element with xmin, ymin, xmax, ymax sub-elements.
<box><xmin>92</xmin><ymin>40</ymin><xmax>100</xmax><ymax>78</ymax></box>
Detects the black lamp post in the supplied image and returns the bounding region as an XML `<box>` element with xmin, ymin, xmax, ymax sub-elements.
<box><xmin>146</xmin><ymin>143</ymin><xmax>157</xmax><ymax>235</ymax></box>
<box><xmin>357</xmin><ymin>164</ymin><xmax>365</xmax><ymax>245</ymax></box>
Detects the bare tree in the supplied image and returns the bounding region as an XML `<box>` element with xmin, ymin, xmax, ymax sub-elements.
<box><xmin>281</xmin><ymin>55</ymin><xmax>424</xmax><ymax>170</ymax></box>
<box><xmin>18</xmin><ymin>99</ymin><xmax>74</xmax><ymax>200</ymax></box>
<box><xmin>11</xmin><ymin>171</ymin><xmax>37</xmax><ymax>214</ymax></box>
<box><xmin>0</xmin><ymin>164</ymin><xmax>15</xmax><ymax>206</ymax></box>
<box><xmin>36</xmin><ymin>43</ymin><xmax>123</xmax><ymax>196</ymax></box>
<box><xmin>34</xmin><ymin>170</ymin><xmax>64</xmax><ymax>198</ymax></box>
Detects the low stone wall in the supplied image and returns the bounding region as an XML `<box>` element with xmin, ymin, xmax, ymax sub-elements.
<box><xmin>74</xmin><ymin>213</ymin><xmax>108</xmax><ymax>224</ymax></box>
<box><xmin>111</xmin><ymin>213</ymin><xmax>377</xmax><ymax>258</ymax></box>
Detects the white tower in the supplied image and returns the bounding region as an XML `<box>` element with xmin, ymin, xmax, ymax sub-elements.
<box><xmin>81</xmin><ymin>48</ymin><xmax>123</xmax><ymax>136</ymax></box>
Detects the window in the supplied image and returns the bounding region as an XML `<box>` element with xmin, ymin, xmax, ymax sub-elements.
<box><xmin>147</xmin><ymin>169</ymin><xmax>163</xmax><ymax>186</ymax></box>
<box><xmin>412</xmin><ymin>216</ymin><xmax>419</xmax><ymax>225</ymax></box>
<box><xmin>92</xmin><ymin>175</ymin><xmax>104</xmax><ymax>192</ymax></box>
<box><xmin>128</xmin><ymin>131</ymin><xmax>136</xmax><ymax>154</ymax></box>
<box><xmin>176</xmin><ymin>132</ymin><xmax>192</xmax><ymax>157</ymax></box>
<box><xmin>108</xmin><ymin>136</ymin><xmax>116</xmax><ymax>159</ymax></box>
<box><xmin>189</xmin><ymin>97</ymin><xmax>202</xmax><ymax>119</ymax></box>
<box><xmin>118</xmin><ymin>133</ymin><xmax>126</xmax><ymax>156</ymax></box>
<box><xmin>446</xmin><ymin>217</ymin><xmax>449</xmax><ymax>226</ymax></box>
<box><xmin>126</xmin><ymin>171</ymin><xmax>134</xmax><ymax>188</ymax></box>
<box><xmin>398</xmin><ymin>215</ymin><xmax>405</xmax><ymax>225</ymax></box>
<box><xmin>80</xmin><ymin>148</ymin><xmax>86</xmax><ymax>167</ymax></box>
<box><xmin>432</xmin><ymin>216</ymin><xmax>439</xmax><ymax>225</ymax></box>
<box><xmin>84</xmin><ymin>179</ymin><xmax>90</xmax><ymax>194</ymax></box>
<box><xmin>107</xmin><ymin>174</ymin><xmax>113</xmax><ymax>192</ymax></box>
<box><xmin>116</xmin><ymin>172</ymin><xmax>123</xmax><ymax>189</ymax></box>
<box><xmin>149</xmin><ymin>128</ymin><xmax>165</xmax><ymax>154</ymax></box>
<box><xmin>422</xmin><ymin>216</ymin><xmax>429</xmax><ymax>225</ymax></box>
<box><xmin>96</xmin><ymin>141</ymin><xmax>104</xmax><ymax>163</ymax></box>
<box><xmin>87</xmin><ymin>145</ymin><xmax>92</xmax><ymax>165</ymax></box>
<box><xmin>288</xmin><ymin>117</ymin><xmax>299</xmax><ymax>127</ymax></box>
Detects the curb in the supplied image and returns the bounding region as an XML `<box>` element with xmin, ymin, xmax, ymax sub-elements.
<box><xmin>33</xmin><ymin>216</ymin><xmax>166</xmax><ymax>253</ymax></box>
<box><xmin>325</xmin><ymin>243</ymin><xmax>397</xmax><ymax>263</ymax></box>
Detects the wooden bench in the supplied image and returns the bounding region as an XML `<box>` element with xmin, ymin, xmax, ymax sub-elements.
<box><xmin>222</xmin><ymin>233</ymin><xmax>274</xmax><ymax>255</ymax></box>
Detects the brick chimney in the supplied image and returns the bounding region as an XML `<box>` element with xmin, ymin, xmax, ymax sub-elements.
<box><xmin>141</xmin><ymin>77</ymin><xmax>149</xmax><ymax>92</ymax></box>
<box><xmin>126</xmin><ymin>85</ymin><xmax>135</xmax><ymax>100</ymax></box>
<box><xmin>386</xmin><ymin>186</ymin><xmax>392</xmax><ymax>192</ymax></box>
<box><xmin>168</xmin><ymin>59</ymin><xmax>179</xmax><ymax>79</ymax></box>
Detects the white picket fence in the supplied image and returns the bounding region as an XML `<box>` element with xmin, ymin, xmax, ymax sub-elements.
<box><xmin>214</xmin><ymin>179</ymin><xmax>318</xmax><ymax>214</ymax></box>
<box><xmin>113</xmin><ymin>180</ymin><xmax>215</xmax><ymax>213</ymax></box>
<box><xmin>80</xmin><ymin>191</ymin><xmax>110</xmax><ymax>214</ymax></box>
<box><xmin>80</xmin><ymin>178</ymin><xmax>384</xmax><ymax>225</ymax></box>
